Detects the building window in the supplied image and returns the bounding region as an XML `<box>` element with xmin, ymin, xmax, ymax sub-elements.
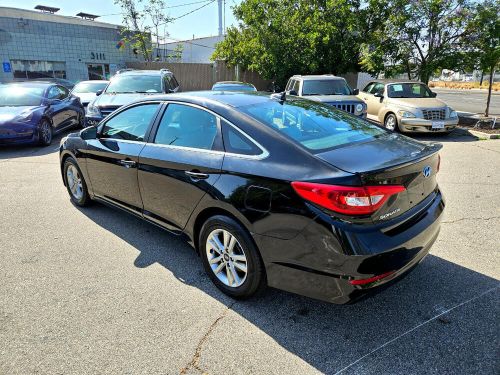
<box><xmin>11</xmin><ymin>60</ymin><xmax>66</xmax><ymax>79</ymax></box>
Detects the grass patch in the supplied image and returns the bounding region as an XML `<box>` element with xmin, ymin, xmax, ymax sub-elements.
<box><xmin>429</xmin><ymin>81</ymin><xmax>500</xmax><ymax>91</ymax></box>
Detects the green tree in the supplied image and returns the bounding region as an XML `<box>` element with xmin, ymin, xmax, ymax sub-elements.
<box><xmin>468</xmin><ymin>0</ymin><xmax>499</xmax><ymax>116</ymax></box>
<box><xmin>360</xmin><ymin>0</ymin><xmax>475</xmax><ymax>84</ymax></box>
<box><xmin>213</xmin><ymin>0</ymin><xmax>363</xmax><ymax>88</ymax></box>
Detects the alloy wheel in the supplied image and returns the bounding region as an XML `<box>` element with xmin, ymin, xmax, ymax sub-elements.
<box><xmin>40</xmin><ymin>121</ymin><xmax>52</xmax><ymax>144</ymax></box>
<box><xmin>385</xmin><ymin>115</ymin><xmax>397</xmax><ymax>131</ymax></box>
<box><xmin>206</xmin><ymin>229</ymin><xmax>248</xmax><ymax>288</ymax></box>
<box><xmin>66</xmin><ymin>164</ymin><xmax>84</xmax><ymax>201</ymax></box>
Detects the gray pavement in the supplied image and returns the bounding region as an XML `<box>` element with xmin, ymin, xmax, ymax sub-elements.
<box><xmin>433</xmin><ymin>88</ymin><xmax>500</xmax><ymax>116</ymax></box>
<box><xmin>0</xmin><ymin>131</ymin><xmax>499</xmax><ymax>374</ymax></box>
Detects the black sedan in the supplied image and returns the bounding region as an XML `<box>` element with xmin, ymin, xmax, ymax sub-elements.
<box><xmin>59</xmin><ymin>91</ymin><xmax>444</xmax><ymax>304</ymax></box>
<box><xmin>0</xmin><ymin>82</ymin><xmax>84</xmax><ymax>146</ymax></box>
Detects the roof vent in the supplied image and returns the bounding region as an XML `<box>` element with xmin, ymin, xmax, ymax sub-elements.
<box><xmin>34</xmin><ymin>5</ymin><xmax>60</xmax><ymax>13</ymax></box>
<box><xmin>76</xmin><ymin>12</ymin><xmax>100</xmax><ymax>21</ymax></box>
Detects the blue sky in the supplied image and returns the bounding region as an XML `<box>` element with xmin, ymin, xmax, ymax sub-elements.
<box><xmin>1</xmin><ymin>0</ymin><xmax>242</xmax><ymax>41</ymax></box>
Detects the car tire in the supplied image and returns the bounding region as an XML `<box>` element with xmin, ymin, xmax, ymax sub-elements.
<box><xmin>38</xmin><ymin>119</ymin><xmax>53</xmax><ymax>146</ymax></box>
<box><xmin>63</xmin><ymin>157</ymin><xmax>91</xmax><ymax>207</ymax></box>
<box><xmin>199</xmin><ymin>215</ymin><xmax>266</xmax><ymax>299</ymax></box>
<box><xmin>384</xmin><ymin>113</ymin><xmax>399</xmax><ymax>132</ymax></box>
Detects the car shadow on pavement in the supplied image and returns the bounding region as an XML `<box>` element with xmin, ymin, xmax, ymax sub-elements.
<box><xmin>0</xmin><ymin>132</ymin><xmax>72</xmax><ymax>160</ymax></box>
<box><xmin>409</xmin><ymin>128</ymin><xmax>480</xmax><ymax>143</ymax></box>
<box><xmin>78</xmin><ymin>202</ymin><xmax>499</xmax><ymax>374</ymax></box>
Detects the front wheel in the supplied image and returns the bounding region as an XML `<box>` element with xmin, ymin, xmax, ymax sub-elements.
<box><xmin>384</xmin><ymin>113</ymin><xmax>399</xmax><ymax>132</ymax></box>
<box><xmin>38</xmin><ymin>119</ymin><xmax>53</xmax><ymax>146</ymax></box>
<box><xmin>200</xmin><ymin>215</ymin><xmax>266</xmax><ymax>299</ymax></box>
<box><xmin>63</xmin><ymin>157</ymin><xmax>91</xmax><ymax>206</ymax></box>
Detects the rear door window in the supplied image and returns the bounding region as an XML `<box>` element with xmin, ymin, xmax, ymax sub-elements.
<box><xmin>154</xmin><ymin>104</ymin><xmax>218</xmax><ymax>150</ymax></box>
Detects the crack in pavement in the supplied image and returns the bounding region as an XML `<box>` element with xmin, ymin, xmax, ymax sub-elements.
<box><xmin>441</xmin><ymin>216</ymin><xmax>500</xmax><ymax>224</ymax></box>
<box><xmin>180</xmin><ymin>302</ymin><xmax>236</xmax><ymax>375</ymax></box>
<box><xmin>333</xmin><ymin>285</ymin><xmax>500</xmax><ymax>375</ymax></box>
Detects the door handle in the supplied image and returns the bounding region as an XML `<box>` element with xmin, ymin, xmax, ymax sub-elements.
<box><xmin>185</xmin><ymin>170</ymin><xmax>209</xmax><ymax>180</ymax></box>
<box><xmin>119</xmin><ymin>159</ymin><xmax>137</xmax><ymax>168</ymax></box>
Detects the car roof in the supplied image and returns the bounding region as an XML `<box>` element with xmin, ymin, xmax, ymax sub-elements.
<box><xmin>135</xmin><ymin>90</ymin><xmax>289</xmax><ymax>108</ymax></box>
<box><xmin>117</xmin><ymin>69</ymin><xmax>171</xmax><ymax>77</ymax></box>
<box><xmin>3</xmin><ymin>81</ymin><xmax>53</xmax><ymax>88</ymax></box>
<box><xmin>367</xmin><ymin>79</ymin><xmax>424</xmax><ymax>85</ymax></box>
<box><xmin>292</xmin><ymin>75</ymin><xmax>345</xmax><ymax>81</ymax></box>
<box><xmin>75</xmin><ymin>80</ymin><xmax>109</xmax><ymax>84</ymax></box>
<box><xmin>214</xmin><ymin>81</ymin><xmax>254</xmax><ymax>86</ymax></box>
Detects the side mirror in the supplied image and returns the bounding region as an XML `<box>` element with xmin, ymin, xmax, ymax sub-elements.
<box><xmin>431</xmin><ymin>91</ymin><xmax>437</xmax><ymax>97</ymax></box>
<box><xmin>352</xmin><ymin>88</ymin><xmax>359</xmax><ymax>95</ymax></box>
<box><xmin>95</xmin><ymin>89</ymin><xmax>103</xmax><ymax>96</ymax></box>
<box><xmin>374</xmin><ymin>92</ymin><xmax>384</xmax><ymax>98</ymax></box>
<box><xmin>80</xmin><ymin>126</ymin><xmax>97</xmax><ymax>140</ymax></box>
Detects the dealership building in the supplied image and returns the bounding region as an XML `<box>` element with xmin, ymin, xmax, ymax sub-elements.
<box><xmin>0</xmin><ymin>5</ymin><xmax>144</xmax><ymax>83</ymax></box>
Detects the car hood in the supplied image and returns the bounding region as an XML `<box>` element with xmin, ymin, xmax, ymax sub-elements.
<box><xmin>0</xmin><ymin>106</ymin><xmax>41</xmax><ymax>123</ymax></box>
<box><xmin>316</xmin><ymin>133</ymin><xmax>439</xmax><ymax>173</ymax></box>
<box><xmin>94</xmin><ymin>93</ymin><xmax>146</xmax><ymax>108</ymax></box>
<box><xmin>303</xmin><ymin>95</ymin><xmax>364</xmax><ymax>103</ymax></box>
<box><xmin>74</xmin><ymin>93</ymin><xmax>97</xmax><ymax>104</ymax></box>
<box><xmin>387</xmin><ymin>97</ymin><xmax>446</xmax><ymax>109</ymax></box>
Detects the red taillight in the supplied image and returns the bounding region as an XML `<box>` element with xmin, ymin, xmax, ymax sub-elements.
<box><xmin>349</xmin><ymin>271</ymin><xmax>395</xmax><ymax>285</ymax></box>
<box><xmin>291</xmin><ymin>182</ymin><xmax>405</xmax><ymax>215</ymax></box>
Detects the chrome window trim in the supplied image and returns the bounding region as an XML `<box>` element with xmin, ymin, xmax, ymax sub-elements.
<box><xmin>151</xmin><ymin>100</ymin><xmax>269</xmax><ymax>161</ymax></box>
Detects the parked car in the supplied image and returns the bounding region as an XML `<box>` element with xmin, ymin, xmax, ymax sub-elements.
<box><xmin>71</xmin><ymin>80</ymin><xmax>109</xmax><ymax>109</ymax></box>
<box><xmin>14</xmin><ymin>77</ymin><xmax>76</xmax><ymax>90</ymax></box>
<box><xmin>358</xmin><ymin>80</ymin><xmax>458</xmax><ymax>133</ymax></box>
<box><xmin>85</xmin><ymin>69</ymin><xmax>180</xmax><ymax>126</ymax></box>
<box><xmin>285</xmin><ymin>74</ymin><xmax>367</xmax><ymax>117</ymax></box>
<box><xmin>0</xmin><ymin>82</ymin><xmax>84</xmax><ymax>146</ymax></box>
<box><xmin>60</xmin><ymin>91</ymin><xmax>444</xmax><ymax>304</ymax></box>
<box><xmin>212</xmin><ymin>81</ymin><xmax>257</xmax><ymax>92</ymax></box>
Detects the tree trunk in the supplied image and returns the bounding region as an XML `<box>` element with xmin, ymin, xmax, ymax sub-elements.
<box><xmin>479</xmin><ymin>71</ymin><xmax>484</xmax><ymax>86</ymax></box>
<box><xmin>485</xmin><ymin>67</ymin><xmax>494</xmax><ymax>117</ymax></box>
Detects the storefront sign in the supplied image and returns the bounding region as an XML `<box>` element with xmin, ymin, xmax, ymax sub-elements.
<box><xmin>2</xmin><ymin>62</ymin><xmax>11</xmax><ymax>73</ymax></box>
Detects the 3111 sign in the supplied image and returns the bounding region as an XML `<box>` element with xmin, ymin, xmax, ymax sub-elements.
<box><xmin>90</xmin><ymin>52</ymin><xmax>106</xmax><ymax>60</ymax></box>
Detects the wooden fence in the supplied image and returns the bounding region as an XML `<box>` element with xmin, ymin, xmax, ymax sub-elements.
<box><xmin>126</xmin><ymin>61</ymin><xmax>360</xmax><ymax>91</ymax></box>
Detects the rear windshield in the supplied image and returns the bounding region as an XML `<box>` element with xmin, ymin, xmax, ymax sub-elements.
<box><xmin>302</xmin><ymin>79</ymin><xmax>352</xmax><ymax>96</ymax></box>
<box><xmin>106</xmin><ymin>75</ymin><xmax>161</xmax><ymax>94</ymax></box>
<box><xmin>213</xmin><ymin>84</ymin><xmax>256</xmax><ymax>92</ymax></box>
<box><xmin>240</xmin><ymin>99</ymin><xmax>386</xmax><ymax>152</ymax></box>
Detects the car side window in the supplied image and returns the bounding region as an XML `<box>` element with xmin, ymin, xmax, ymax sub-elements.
<box><xmin>57</xmin><ymin>85</ymin><xmax>69</xmax><ymax>99</ymax></box>
<box><xmin>100</xmin><ymin>103</ymin><xmax>159</xmax><ymax>141</ymax></box>
<box><xmin>363</xmin><ymin>83</ymin><xmax>374</xmax><ymax>93</ymax></box>
<box><xmin>154</xmin><ymin>103</ymin><xmax>217</xmax><ymax>150</ymax></box>
<box><xmin>48</xmin><ymin>86</ymin><xmax>60</xmax><ymax>100</ymax></box>
<box><xmin>221</xmin><ymin>120</ymin><xmax>262</xmax><ymax>156</ymax></box>
<box><xmin>370</xmin><ymin>83</ymin><xmax>384</xmax><ymax>95</ymax></box>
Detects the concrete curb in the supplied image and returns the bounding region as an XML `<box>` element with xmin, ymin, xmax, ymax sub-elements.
<box><xmin>466</xmin><ymin>129</ymin><xmax>500</xmax><ymax>140</ymax></box>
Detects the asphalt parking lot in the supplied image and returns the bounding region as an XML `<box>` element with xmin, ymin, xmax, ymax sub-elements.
<box><xmin>0</xmin><ymin>130</ymin><xmax>499</xmax><ymax>375</ymax></box>
<box><xmin>432</xmin><ymin>88</ymin><xmax>500</xmax><ymax>116</ymax></box>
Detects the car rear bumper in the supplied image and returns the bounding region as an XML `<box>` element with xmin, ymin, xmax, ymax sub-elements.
<box><xmin>0</xmin><ymin>123</ymin><xmax>37</xmax><ymax>145</ymax></box>
<box><xmin>400</xmin><ymin>118</ymin><xmax>458</xmax><ymax>132</ymax></box>
<box><xmin>254</xmin><ymin>189</ymin><xmax>445</xmax><ymax>304</ymax></box>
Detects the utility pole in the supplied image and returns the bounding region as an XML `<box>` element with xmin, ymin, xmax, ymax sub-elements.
<box><xmin>218</xmin><ymin>0</ymin><xmax>223</xmax><ymax>36</ymax></box>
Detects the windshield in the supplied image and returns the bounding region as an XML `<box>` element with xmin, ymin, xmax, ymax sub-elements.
<box><xmin>73</xmin><ymin>81</ymin><xmax>108</xmax><ymax>93</ymax></box>
<box><xmin>106</xmin><ymin>75</ymin><xmax>161</xmax><ymax>93</ymax></box>
<box><xmin>240</xmin><ymin>98</ymin><xmax>386</xmax><ymax>152</ymax></box>
<box><xmin>0</xmin><ymin>85</ymin><xmax>45</xmax><ymax>106</ymax></box>
<box><xmin>302</xmin><ymin>79</ymin><xmax>352</xmax><ymax>96</ymax></box>
<box><xmin>213</xmin><ymin>84</ymin><xmax>256</xmax><ymax>92</ymax></box>
<box><xmin>387</xmin><ymin>83</ymin><xmax>433</xmax><ymax>98</ymax></box>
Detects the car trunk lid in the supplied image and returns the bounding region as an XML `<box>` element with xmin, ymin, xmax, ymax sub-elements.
<box><xmin>315</xmin><ymin>134</ymin><xmax>442</xmax><ymax>223</ymax></box>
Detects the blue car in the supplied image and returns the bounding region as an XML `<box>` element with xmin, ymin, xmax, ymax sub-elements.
<box><xmin>0</xmin><ymin>82</ymin><xmax>84</xmax><ymax>146</ymax></box>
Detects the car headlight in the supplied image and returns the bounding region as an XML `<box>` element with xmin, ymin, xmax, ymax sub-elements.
<box><xmin>397</xmin><ymin>110</ymin><xmax>416</xmax><ymax>118</ymax></box>
<box><xmin>449</xmin><ymin>108</ymin><xmax>457</xmax><ymax>118</ymax></box>
<box><xmin>86</xmin><ymin>104</ymin><xmax>101</xmax><ymax>117</ymax></box>
<box><xmin>355</xmin><ymin>103</ymin><xmax>365</xmax><ymax>113</ymax></box>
